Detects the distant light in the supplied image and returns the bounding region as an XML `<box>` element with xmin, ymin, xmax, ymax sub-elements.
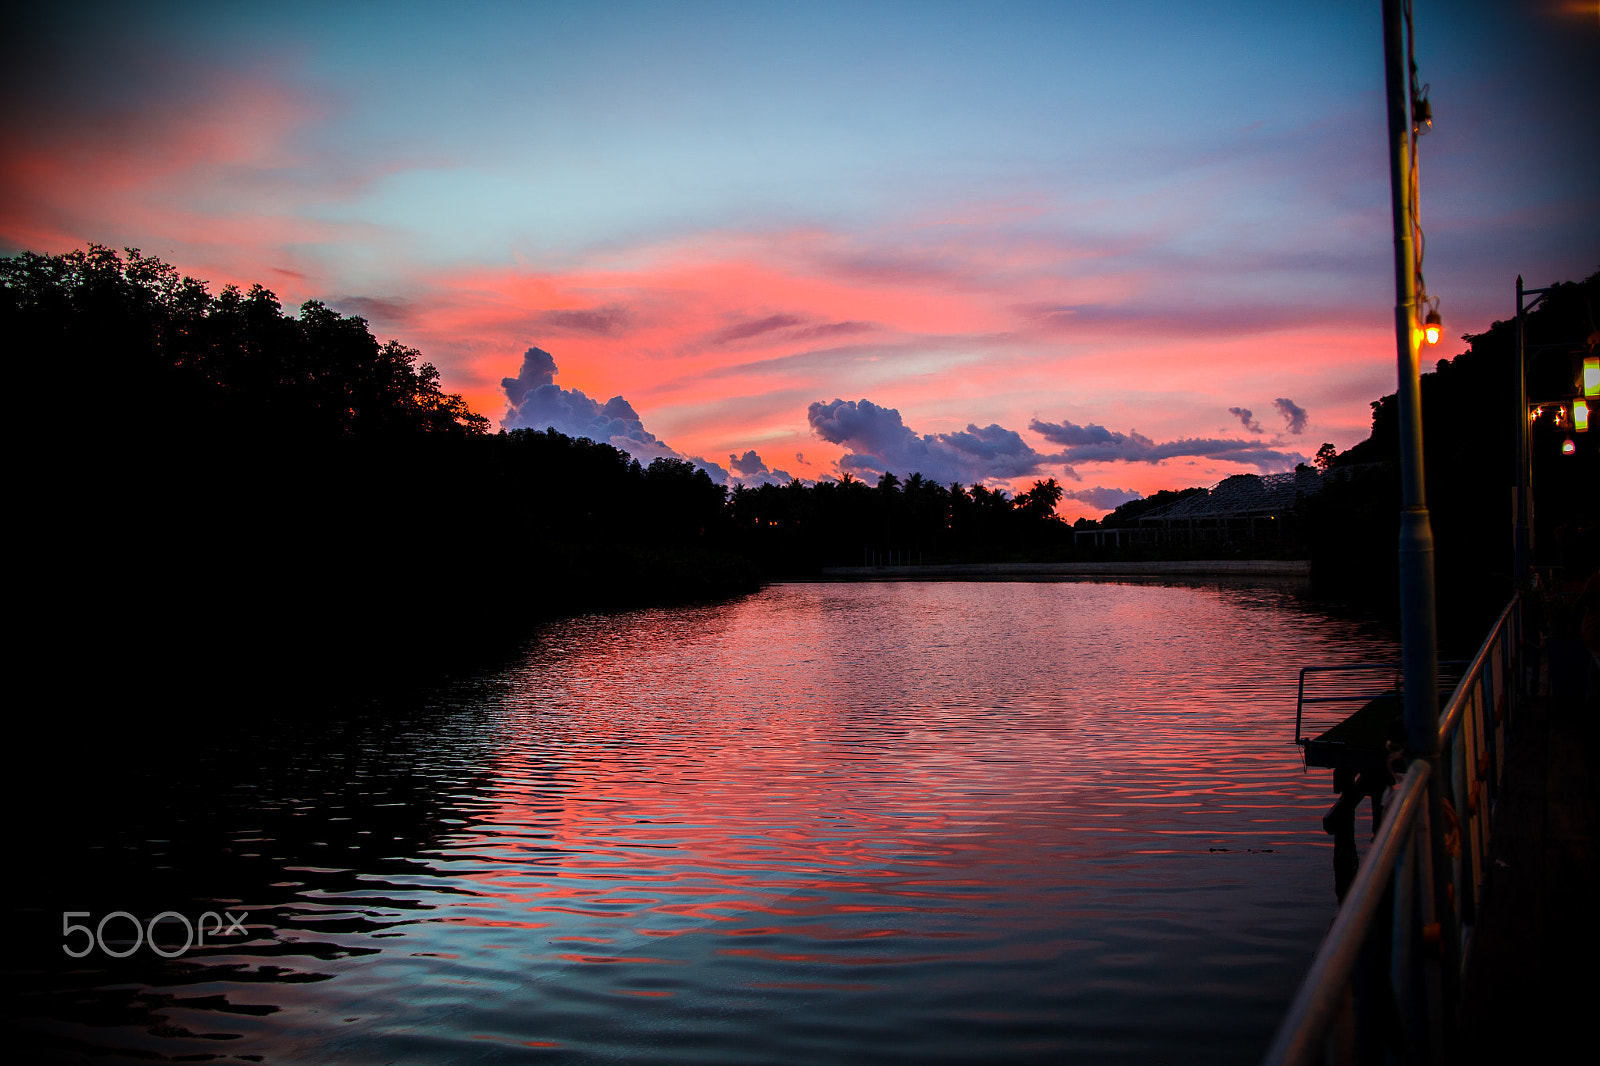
<box><xmin>1585</xmin><ymin>356</ymin><xmax>1599</xmax><ymax>397</ymax></box>
<box><xmin>1561</xmin><ymin>437</ymin><xmax>1577</xmax><ymax>456</ymax></box>
<box><xmin>1422</xmin><ymin>309</ymin><xmax>1442</xmax><ymax>346</ymax></box>
<box><xmin>1576</xmin><ymin>398</ymin><xmax>1591</xmax><ymax>432</ymax></box>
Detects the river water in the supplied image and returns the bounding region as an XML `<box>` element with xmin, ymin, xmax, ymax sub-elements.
<box><xmin>9</xmin><ymin>578</ymin><xmax>1397</xmax><ymax>1064</ymax></box>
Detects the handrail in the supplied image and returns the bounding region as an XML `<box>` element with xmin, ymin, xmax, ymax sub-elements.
<box><xmin>1294</xmin><ymin>660</ymin><xmax>1469</xmax><ymax>746</ymax></box>
<box><xmin>1435</xmin><ymin>597</ymin><xmax>1517</xmax><ymax>751</ymax></box>
<box><xmin>1295</xmin><ymin>664</ymin><xmax>1398</xmax><ymax>744</ymax></box>
<box><xmin>1263</xmin><ymin>594</ymin><xmax>1522</xmax><ymax>1066</ymax></box>
<box><xmin>1261</xmin><ymin>760</ymin><xmax>1431</xmax><ymax>1066</ymax></box>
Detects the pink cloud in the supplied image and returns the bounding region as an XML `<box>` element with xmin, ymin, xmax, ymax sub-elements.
<box><xmin>0</xmin><ymin>58</ymin><xmax>1396</xmax><ymax>513</ymax></box>
<box><xmin>0</xmin><ymin>56</ymin><xmax>407</xmax><ymax>309</ymax></box>
<box><xmin>318</xmin><ymin>227</ymin><xmax>1394</xmax><ymax>513</ymax></box>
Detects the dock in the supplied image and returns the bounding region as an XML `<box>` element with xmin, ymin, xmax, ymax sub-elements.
<box><xmin>1267</xmin><ymin>597</ymin><xmax>1599</xmax><ymax>1064</ymax></box>
<box><xmin>1456</xmin><ymin>676</ymin><xmax>1599</xmax><ymax>1062</ymax></box>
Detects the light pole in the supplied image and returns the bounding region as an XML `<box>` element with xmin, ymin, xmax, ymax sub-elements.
<box><xmin>1514</xmin><ymin>276</ymin><xmax>1553</xmax><ymax>584</ymax></box>
<box><xmin>1382</xmin><ymin>0</ymin><xmax>1453</xmax><ymax>1043</ymax></box>
<box><xmin>1382</xmin><ymin>0</ymin><xmax>1440</xmax><ymax>779</ymax></box>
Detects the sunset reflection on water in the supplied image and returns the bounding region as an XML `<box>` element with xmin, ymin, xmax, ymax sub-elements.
<box><xmin>12</xmin><ymin>579</ymin><xmax>1397</xmax><ymax>1064</ymax></box>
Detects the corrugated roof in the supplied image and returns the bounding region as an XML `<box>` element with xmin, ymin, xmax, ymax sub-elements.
<box><xmin>1138</xmin><ymin>468</ymin><xmax>1326</xmax><ymax>521</ymax></box>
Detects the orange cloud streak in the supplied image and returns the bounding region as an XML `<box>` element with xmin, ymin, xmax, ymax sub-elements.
<box><xmin>385</xmin><ymin>237</ymin><xmax>1390</xmax><ymax>516</ymax></box>
<box><xmin>1</xmin><ymin>64</ymin><xmax>1395</xmax><ymax>519</ymax></box>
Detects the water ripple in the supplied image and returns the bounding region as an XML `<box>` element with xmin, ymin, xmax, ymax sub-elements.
<box><xmin>8</xmin><ymin>579</ymin><xmax>1396</xmax><ymax>1064</ymax></box>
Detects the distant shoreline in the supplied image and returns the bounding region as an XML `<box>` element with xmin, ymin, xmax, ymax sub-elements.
<box><xmin>806</xmin><ymin>559</ymin><xmax>1312</xmax><ymax>580</ymax></box>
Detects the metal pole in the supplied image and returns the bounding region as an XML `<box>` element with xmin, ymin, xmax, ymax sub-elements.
<box><xmin>1382</xmin><ymin>0</ymin><xmax>1454</xmax><ymax>1047</ymax></box>
<box><xmin>1515</xmin><ymin>276</ymin><xmax>1530</xmax><ymax>582</ymax></box>
<box><xmin>1382</xmin><ymin>0</ymin><xmax>1441</xmax><ymax>762</ymax></box>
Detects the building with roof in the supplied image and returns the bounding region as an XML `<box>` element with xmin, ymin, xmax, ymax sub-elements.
<box><xmin>1075</xmin><ymin>467</ymin><xmax>1353</xmax><ymax>548</ymax></box>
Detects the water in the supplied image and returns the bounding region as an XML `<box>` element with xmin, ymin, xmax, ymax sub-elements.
<box><xmin>7</xmin><ymin>579</ymin><xmax>1397</xmax><ymax>1063</ymax></box>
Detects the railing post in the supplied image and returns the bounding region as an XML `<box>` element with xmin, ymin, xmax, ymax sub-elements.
<box><xmin>1479</xmin><ymin>667</ymin><xmax>1498</xmax><ymax>812</ymax></box>
<box><xmin>1413</xmin><ymin>797</ymin><xmax>1445</xmax><ymax>1064</ymax></box>
<box><xmin>1353</xmin><ymin>879</ymin><xmax>1396</xmax><ymax>1063</ymax></box>
<box><xmin>1450</xmin><ymin>724</ymin><xmax>1475</xmax><ymax>927</ymax></box>
<box><xmin>1391</xmin><ymin>816</ymin><xmax>1422</xmax><ymax>1062</ymax></box>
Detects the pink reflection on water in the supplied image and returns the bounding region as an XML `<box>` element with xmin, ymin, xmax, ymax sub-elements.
<box><xmin>425</xmin><ymin>580</ymin><xmax>1396</xmax><ymax>1009</ymax></box>
<box><xmin>22</xmin><ymin>580</ymin><xmax>1397</xmax><ymax>1064</ymax></box>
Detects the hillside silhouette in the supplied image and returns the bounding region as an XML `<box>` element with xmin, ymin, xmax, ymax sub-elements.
<box><xmin>1296</xmin><ymin>270</ymin><xmax>1599</xmax><ymax>645</ymax></box>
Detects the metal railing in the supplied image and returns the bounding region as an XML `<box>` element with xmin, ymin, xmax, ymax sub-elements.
<box><xmin>1263</xmin><ymin>595</ymin><xmax>1522</xmax><ymax>1066</ymax></box>
<box><xmin>1294</xmin><ymin>663</ymin><xmax>1401</xmax><ymax>747</ymax></box>
<box><xmin>1293</xmin><ymin>662</ymin><xmax>1470</xmax><ymax>749</ymax></box>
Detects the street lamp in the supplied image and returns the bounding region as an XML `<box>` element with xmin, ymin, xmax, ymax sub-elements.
<box><xmin>1515</xmin><ymin>280</ymin><xmax>1595</xmax><ymax>575</ymax></box>
<box><xmin>1382</xmin><ymin>1</ymin><xmax>1448</xmax><ymax>989</ymax></box>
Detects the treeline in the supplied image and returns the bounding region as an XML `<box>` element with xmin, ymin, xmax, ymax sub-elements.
<box><xmin>13</xmin><ymin>243</ymin><xmax>1591</xmax><ymax>703</ymax></box>
<box><xmin>726</xmin><ymin>473</ymin><xmax>1072</xmax><ymax>571</ymax></box>
<box><xmin>7</xmin><ymin>244</ymin><xmax>490</xmax><ymax>442</ymax></box>
<box><xmin>6</xmin><ymin>246</ymin><xmax>760</xmax><ymax>711</ymax></box>
<box><xmin>6</xmin><ymin>245</ymin><xmax>1079</xmax><ymax>711</ymax></box>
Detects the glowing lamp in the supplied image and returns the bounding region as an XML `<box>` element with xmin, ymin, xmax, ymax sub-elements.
<box><xmin>1561</xmin><ymin>437</ymin><xmax>1576</xmax><ymax>456</ymax></box>
<box><xmin>1422</xmin><ymin>309</ymin><xmax>1442</xmax><ymax>346</ymax></box>
<box><xmin>1585</xmin><ymin>356</ymin><xmax>1599</xmax><ymax>397</ymax></box>
<box><xmin>1576</xmin><ymin>398</ymin><xmax>1590</xmax><ymax>432</ymax></box>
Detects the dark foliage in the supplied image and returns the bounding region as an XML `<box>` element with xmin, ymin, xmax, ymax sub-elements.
<box><xmin>4</xmin><ymin>244</ymin><xmax>491</xmax><ymax>442</ymax></box>
<box><xmin>6</xmin><ymin>244</ymin><xmax>1084</xmax><ymax>724</ymax></box>
<box><xmin>1310</xmin><ymin>270</ymin><xmax>1599</xmax><ymax>649</ymax></box>
<box><xmin>723</xmin><ymin>473</ymin><xmax>1072</xmax><ymax>573</ymax></box>
<box><xmin>19</xmin><ymin>243</ymin><xmax>1585</xmax><ymax>710</ymax></box>
<box><xmin>5</xmin><ymin>246</ymin><xmax>751</xmax><ymax>721</ymax></box>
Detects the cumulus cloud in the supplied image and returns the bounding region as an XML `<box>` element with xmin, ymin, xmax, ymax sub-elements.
<box><xmin>809</xmin><ymin>398</ymin><xmax>1066</xmax><ymax>485</ymax></box>
<box><xmin>1273</xmin><ymin>397</ymin><xmax>1309</xmax><ymax>434</ymax></box>
<box><xmin>501</xmin><ymin>346</ymin><xmax>728</xmax><ymax>482</ymax></box>
<box><xmin>1065</xmin><ymin>485</ymin><xmax>1142</xmax><ymax>511</ymax></box>
<box><xmin>727</xmin><ymin>449</ymin><xmax>796</xmax><ymax>487</ymax></box>
<box><xmin>1228</xmin><ymin>406</ymin><xmax>1264</xmax><ymax>434</ymax></box>
<box><xmin>687</xmin><ymin>454</ymin><xmax>730</xmax><ymax>483</ymax></box>
<box><xmin>1028</xmin><ymin>418</ymin><xmax>1303</xmax><ymax>473</ymax></box>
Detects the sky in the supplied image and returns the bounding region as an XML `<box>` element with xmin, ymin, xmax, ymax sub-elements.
<box><xmin>3</xmin><ymin>0</ymin><xmax>1595</xmax><ymax>518</ymax></box>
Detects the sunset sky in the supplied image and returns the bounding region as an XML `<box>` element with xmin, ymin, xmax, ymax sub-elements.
<box><xmin>3</xmin><ymin>1</ymin><xmax>1595</xmax><ymax>519</ymax></box>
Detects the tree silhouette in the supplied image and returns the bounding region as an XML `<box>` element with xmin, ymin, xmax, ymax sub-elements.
<box><xmin>1014</xmin><ymin>478</ymin><xmax>1064</xmax><ymax>521</ymax></box>
<box><xmin>3</xmin><ymin>244</ymin><xmax>489</xmax><ymax>442</ymax></box>
<box><xmin>1310</xmin><ymin>269</ymin><xmax>1598</xmax><ymax>643</ymax></box>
